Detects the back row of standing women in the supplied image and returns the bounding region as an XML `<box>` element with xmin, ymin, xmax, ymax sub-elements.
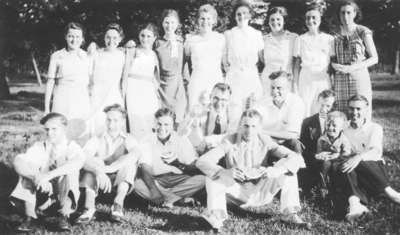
<box><xmin>45</xmin><ymin>0</ymin><xmax>378</xmax><ymax>141</ymax></box>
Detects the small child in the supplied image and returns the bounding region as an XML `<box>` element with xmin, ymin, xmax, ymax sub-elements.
<box><xmin>315</xmin><ymin>111</ymin><xmax>352</xmax><ymax>196</ymax></box>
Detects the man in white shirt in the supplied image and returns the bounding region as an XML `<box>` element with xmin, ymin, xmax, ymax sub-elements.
<box><xmin>179</xmin><ymin>83</ymin><xmax>236</xmax><ymax>154</ymax></box>
<box><xmin>255</xmin><ymin>71</ymin><xmax>305</xmax><ymax>158</ymax></box>
<box><xmin>335</xmin><ymin>95</ymin><xmax>400</xmax><ymax>221</ymax></box>
<box><xmin>76</xmin><ymin>104</ymin><xmax>142</xmax><ymax>223</ymax></box>
<box><xmin>134</xmin><ymin>108</ymin><xmax>205</xmax><ymax>207</ymax></box>
<box><xmin>196</xmin><ymin>109</ymin><xmax>307</xmax><ymax>231</ymax></box>
<box><xmin>11</xmin><ymin>113</ymin><xmax>86</xmax><ymax>232</ymax></box>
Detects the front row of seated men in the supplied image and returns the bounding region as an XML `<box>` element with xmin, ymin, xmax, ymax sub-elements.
<box><xmin>10</xmin><ymin>73</ymin><xmax>400</xmax><ymax>232</ymax></box>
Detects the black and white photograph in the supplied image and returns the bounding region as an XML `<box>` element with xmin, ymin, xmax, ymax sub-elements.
<box><xmin>0</xmin><ymin>0</ymin><xmax>399</xmax><ymax>234</ymax></box>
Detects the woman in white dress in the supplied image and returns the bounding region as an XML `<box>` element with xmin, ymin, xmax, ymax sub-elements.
<box><xmin>122</xmin><ymin>23</ymin><xmax>160</xmax><ymax>140</ymax></box>
<box><xmin>45</xmin><ymin>22</ymin><xmax>92</xmax><ymax>143</ymax></box>
<box><xmin>262</xmin><ymin>7</ymin><xmax>298</xmax><ymax>95</ymax></box>
<box><xmin>90</xmin><ymin>23</ymin><xmax>125</xmax><ymax>135</ymax></box>
<box><xmin>224</xmin><ymin>2</ymin><xmax>263</xmax><ymax>118</ymax></box>
<box><xmin>293</xmin><ymin>3</ymin><xmax>333</xmax><ymax>117</ymax></box>
<box><xmin>184</xmin><ymin>4</ymin><xmax>225</xmax><ymax>112</ymax></box>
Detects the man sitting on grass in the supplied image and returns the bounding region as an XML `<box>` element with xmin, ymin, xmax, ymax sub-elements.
<box><xmin>10</xmin><ymin>112</ymin><xmax>86</xmax><ymax>232</ymax></box>
<box><xmin>196</xmin><ymin>109</ymin><xmax>307</xmax><ymax>232</ymax></box>
<box><xmin>335</xmin><ymin>95</ymin><xmax>400</xmax><ymax>221</ymax></box>
<box><xmin>254</xmin><ymin>71</ymin><xmax>305</xmax><ymax>156</ymax></box>
<box><xmin>134</xmin><ymin>108</ymin><xmax>205</xmax><ymax>207</ymax></box>
<box><xmin>76</xmin><ymin>104</ymin><xmax>143</xmax><ymax>223</ymax></box>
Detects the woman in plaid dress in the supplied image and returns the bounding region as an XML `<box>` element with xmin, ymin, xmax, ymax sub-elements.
<box><xmin>331</xmin><ymin>0</ymin><xmax>378</xmax><ymax>114</ymax></box>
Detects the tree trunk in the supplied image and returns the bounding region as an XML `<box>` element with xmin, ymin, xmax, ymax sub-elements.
<box><xmin>0</xmin><ymin>9</ymin><xmax>10</xmax><ymax>99</ymax></box>
<box><xmin>393</xmin><ymin>45</ymin><xmax>400</xmax><ymax>75</ymax></box>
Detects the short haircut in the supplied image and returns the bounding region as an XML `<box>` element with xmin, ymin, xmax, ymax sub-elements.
<box><xmin>154</xmin><ymin>107</ymin><xmax>176</xmax><ymax>123</ymax></box>
<box><xmin>336</xmin><ymin>0</ymin><xmax>362</xmax><ymax>24</ymax></box>
<box><xmin>269</xmin><ymin>70</ymin><xmax>292</xmax><ymax>81</ymax></box>
<box><xmin>198</xmin><ymin>4</ymin><xmax>218</xmax><ymax>25</ymax></box>
<box><xmin>327</xmin><ymin>111</ymin><xmax>347</xmax><ymax>123</ymax></box>
<box><xmin>40</xmin><ymin>112</ymin><xmax>68</xmax><ymax>126</ymax></box>
<box><xmin>64</xmin><ymin>22</ymin><xmax>85</xmax><ymax>37</ymax></box>
<box><xmin>306</xmin><ymin>1</ymin><xmax>327</xmax><ymax>16</ymax></box>
<box><xmin>240</xmin><ymin>109</ymin><xmax>263</xmax><ymax>123</ymax></box>
<box><xmin>105</xmin><ymin>23</ymin><xmax>124</xmax><ymax>40</ymax></box>
<box><xmin>231</xmin><ymin>1</ymin><xmax>254</xmax><ymax>27</ymax></box>
<box><xmin>212</xmin><ymin>82</ymin><xmax>232</xmax><ymax>95</ymax></box>
<box><xmin>103</xmin><ymin>104</ymin><xmax>127</xmax><ymax>118</ymax></box>
<box><xmin>348</xmin><ymin>94</ymin><xmax>369</xmax><ymax>106</ymax></box>
<box><xmin>318</xmin><ymin>89</ymin><xmax>336</xmax><ymax>99</ymax></box>
<box><xmin>160</xmin><ymin>9</ymin><xmax>181</xmax><ymax>36</ymax></box>
<box><xmin>267</xmin><ymin>6</ymin><xmax>288</xmax><ymax>23</ymax></box>
<box><xmin>138</xmin><ymin>23</ymin><xmax>159</xmax><ymax>39</ymax></box>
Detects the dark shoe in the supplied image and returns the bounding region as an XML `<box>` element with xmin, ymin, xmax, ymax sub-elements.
<box><xmin>110</xmin><ymin>203</ymin><xmax>124</xmax><ymax>223</ymax></box>
<box><xmin>56</xmin><ymin>215</ymin><xmax>71</xmax><ymax>232</ymax></box>
<box><xmin>16</xmin><ymin>216</ymin><xmax>35</xmax><ymax>233</ymax></box>
<box><xmin>75</xmin><ymin>208</ymin><xmax>95</xmax><ymax>224</ymax></box>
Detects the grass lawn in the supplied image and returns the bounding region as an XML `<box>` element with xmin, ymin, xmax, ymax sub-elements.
<box><xmin>0</xmin><ymin>73</ymin><xmax>400</xmax><ymax>234</ymax></box>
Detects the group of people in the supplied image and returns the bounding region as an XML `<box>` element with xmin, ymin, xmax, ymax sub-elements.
<box><xmin>9</xmin><ymin>0</ymin><xmax>400</xmax><ymax>233</ymax></box>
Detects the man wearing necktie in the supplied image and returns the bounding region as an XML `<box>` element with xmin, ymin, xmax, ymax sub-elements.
<box><xmin>11</xmin><ymin>113</ymin><xmax>85</xmax><ymax>232</ymax></box>
<box><xmin>196</xmin><ymin>109</ymin><xmax>308</xmax><ymax>231</ymax></box>
<box><xmin>180</xmin><ymin>83</ymin><xmax>234</xmax><ymax>154</ymax></box>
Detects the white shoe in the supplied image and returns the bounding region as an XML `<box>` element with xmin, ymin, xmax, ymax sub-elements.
<box><xmin>201</xmin><ymin>213</ymin><xmax>223</xmax><ymax>231</ymax></box>
<box><xmin>76</xmin><ymin>208</ymin><xmax>95</xmax><ymax>224</ymax></box>
<box><xmin>346</xmin><ymin>203</ymin><xmax>370</xmax><ymax>222</ymax></box>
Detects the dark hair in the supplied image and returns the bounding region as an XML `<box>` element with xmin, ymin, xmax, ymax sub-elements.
<box><xmin>105</xmin><ymin>23</ymin><xmax>124</xmax><ymax>40</ymax></box>
<box><xmin>230</xmin><ymin>1</ymin><xmax>254</xmax><ymax>27</ymax></box>
<box><xmin>155</xmin><ymin>107</ymin><xmax>176</xmax><ymax>123</ymax></box>
<box><xmin>160</xmin><ymin>9</ymin><xmax>181</xmax><ymax>36</ymax></box>
<box><xmin>64</xmin><ymin>22</ymin><xmax>85</xmax><ymax>46</ymax></box>
<box><xmin>348</xmin><ymin>94</ymin><xmax>369</xmax><ymax>106</ymax></box>
<box><xmin>318</xmin><ymin>89</ymin><xmax>336</xmax><ymax>99</ymax></box>
<box><xmin>240</xmin><ymin>109</ymin><xmax>263</xmax><ymax>123</ymax></box>
<box><xmin>267</xmin><ymin>6</ymin><xmax>288</xmax><ymax>23</ymax></box>
<box><xmin>327</xmin><ymin>111</ymin><xmax>347</xmax><ymax>123</ymax></box>
<box><xmin>138</xmin><ymin>23</ymin><xmax>159</xmax><ymax>40</ymax></box>
<box><xmin>40</xmin><ymin>112</ymin><xmax>68</xmax><ymax>126</ymax></box>
<box><xmin>103</xmin><ymin>104</ymin><xmax>127</xmax><ymax>118</ymax></box>
<box><xmin>336</xmin><ymin>0</ymin><xmax>362</xmax><ymax>24</ymax></box>
<box><xmin>305</xmin><ymin>1</ymin><xmax>327</xmax><ymax>16</ymax></box>
<box><xmin>212</xmin><ymin>82</ymin><xmax>232</xmax><ymax>95</ymax></box>
<box><xmin>268</xmin><ymin>70</ymin><xmax>292</xmax><ymax>81</ymax></box>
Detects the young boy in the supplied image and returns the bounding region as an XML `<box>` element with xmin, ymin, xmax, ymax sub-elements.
<box><xmin>77</xmin><ymin>104</ymin><xmax>142</xmax><ymax>223</ymax></box>
<box><xmin>10</xmin><ymin>113</ymin><xmax>86</xmax><ymax>232</ymax></box>
<box><xmin>315</xmin><ymin>111</ymin><xmax>352</xmax><ymax>196</ymax></box>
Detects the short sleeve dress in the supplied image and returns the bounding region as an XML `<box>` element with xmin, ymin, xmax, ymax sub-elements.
<box><xmin>47</xmin><ymin>48</ymin><xmax>92</xmax><ymax>121</ymax></box>
<box><xmin>154</xmin><ymin>37</ymin><xmax>187</xmax><ymax>123</ymax></box>
<box><xmin>184</xmin><ymin>32</ymin><xmax>225</xmax><ymax>111</ymax></box>
<box><xmin>293</xmin><ymin>32</ymin><xmax>334</xmax><ymax>116</ymax></box>
<box><xmin>262</xmin><ymin>30</ymin><xmax>298</xmax><ymax>95</ymax></box>
<box><xmin>333</xmin><ymin>25</ymin><xmax>373</xmax><ymax>112</ymax></box>
<box><xmin>224</xmin><ymin>26</ymin><xmax>263</xmax><ymax>113</ymax></box>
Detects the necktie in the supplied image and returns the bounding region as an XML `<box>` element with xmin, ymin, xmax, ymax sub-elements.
<box><xmin>213</xmin><ymin>115</ymin><xmax>221</xmax><ymax>135</ymax></box>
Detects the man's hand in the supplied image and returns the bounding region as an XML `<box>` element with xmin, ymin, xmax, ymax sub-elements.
<box><xmin>161</xmin><ymin>152</ymin><xmax>178</xmax><ymax>164</ymax></box>
<box><xmin>261</xmin><ymin>167</ymin><xmax>284</xmax><ymax>178</ymax></box>
<box><xmin>37</xmin><ymin>180</ymin><xmax>52</xmax><ymax>193</ymax></box>
<box><xmin>216</xmin><ymin>168</ymin><xmax>246</xmax><ymax>182</ymax></box>
<box><xmin>96</xmin><ymin>173</ymin><xmax>112</xmax><ymax>193</ymax></box>
<box><xmin>34</xmin><ymin>173</ymin><xmax>51</xmax><ymax>186</ymax></box>
<box><xmin>341</xmin><ymin>155</ymin><xmax>362</xmax><ymax>173</ymax></box>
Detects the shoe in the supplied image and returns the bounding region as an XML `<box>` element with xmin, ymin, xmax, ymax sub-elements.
<box><xmin>200</xmin><ymin>213</ymin><xmax>223</xmax><ymax>232</ymax></box>
<box><xmin>75</xmin><ymin>208</ymin><xmax>95</xmax><ymax>224</ymax></box>
<box><xmin>345</xmin><ymin>204</ymin><xmax>370</xmax><ymax>223</ymax></box>
<box><xmin>16</xmin><ymin>216</ymin><xmax>35</xmax><ymax>233</ymax></box>
<box><xmin>56</xmin><ymin>215</ymin><xmax>71</xmax><ymax>232</ymax></box>
<box><xmin>110</xmin><ymin>203</ymin><xmax>124</xmax><ymax>223</ymax></box>
<box><xmin>281</xmin><ymin>213</ymin><xmax>311</xmax><ymax>229</ymax></box>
